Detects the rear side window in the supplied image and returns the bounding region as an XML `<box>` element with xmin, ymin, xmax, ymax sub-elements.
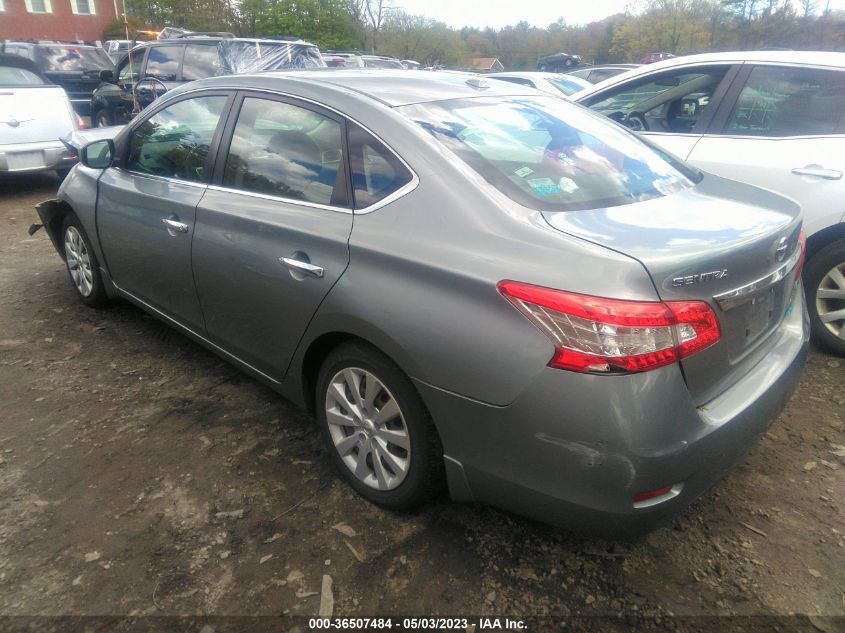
<box><xmin>223</xmin><ymin>97</ymin><xmax>347</xmax><ymax>206</ymax></box>
<box><xmin>127</xmin><ymin>95</ymin><xmax>227</xmax><ymax>182</ymax></box>
<box><xmin>348</xmin><ymin>123</ymin><xmax>413</xmax><ymax>209</ymax></box>
<box><xmin>145</xmin><ymin>46</ymin><xmax>183</xmax><ymax>81</ymax></box>
<box><xmin>182</xmin><ymin>44</ymin><xmax>222</xmax><ymax>81</ymax></box>
<box><xmin>725</xmin><ymin>66</ymin><xmax>845</xmax><ymax>137</ymax></box>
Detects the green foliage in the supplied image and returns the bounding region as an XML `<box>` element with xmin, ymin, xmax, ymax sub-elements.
<box><xmin>252</xmin><ymin>0</ymin><xmax>357</xmax><ymax>49</ymax></box>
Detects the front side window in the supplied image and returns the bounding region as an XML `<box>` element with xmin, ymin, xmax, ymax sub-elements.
<box><xmin>401</xmin><ymin>96</ymin><xmax>697</xmax><ymax>212</ymax></box>
<box><xmin>118</xmin><ymin>52</ymin><xmax>142</xmax><ymax>82</ymax></box>
<box><xmin>223</xmin><ymin>97</ymin><xmax>346</xmax><ymax>206</ymax></box>
<box><xmin>145</xmin><ymin>46</ymin><xmax>183</xmax><ymax>81</ymax></box>
<box><xmin>127</xmin><ymin>95</ymin><xmax>227</xmax><ymax>182</ymax></box>
<box><xmin>725</xmin><ymin>66</ymin><xmax>845</xmax><ymax>137</ymax></box>
<box><xmin>181</xmin><ymin>44</ymin><xmax>222</xmax><ymax>81</ymax></box>
<box><xmin>585</xmin><ymin>66</ymin><xmax>730</xmax><ymax>134</ymax></box>
<box><xmin>348</xmin><ymin>123</ymin><xmax>413</xmax><ymax>209</ymax></box>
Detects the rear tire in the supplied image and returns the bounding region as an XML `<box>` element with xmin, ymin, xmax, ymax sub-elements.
<box><xmin>61</xmin><ymin>213</ymin><xmax>110</xmax><ymax>309</ymax></box>
<box><xmin>805</xmin><ymin>238</ymin><xmax>845</xmax><ymax>356</ymax></box>
<box><xmin>316</xmin><ymin>341</ymin><xmax>444</xmax><ymax>510</ymax></box>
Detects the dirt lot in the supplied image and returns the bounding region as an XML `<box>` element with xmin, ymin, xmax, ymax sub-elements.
<box><xmin>0</xmin><ymin>172</ymin><xmax>843</xmax><ymax>628</ymax></box>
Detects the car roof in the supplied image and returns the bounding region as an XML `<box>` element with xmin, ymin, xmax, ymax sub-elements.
<box><xmin>188</xmin><ymin>69</ymin><xmax>540</xmax><ymax>107</ymax></box>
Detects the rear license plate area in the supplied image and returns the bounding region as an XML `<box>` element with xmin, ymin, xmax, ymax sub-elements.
<box><xmin>745</xmin><ymin>286</ymin><xmax>777</xmax><ymax>342</ymax></box>
<box><xmin>7</xmin><ymin>151</ymin><xmax>45</xmax><ymax>170</ymax></box>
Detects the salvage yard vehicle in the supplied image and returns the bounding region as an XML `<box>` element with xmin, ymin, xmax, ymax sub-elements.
<box><xmin>574</xmin><ymin>51</ymin><xmax>845</xmax><ymax>355</ymax></box>
<box><xmin>0</xmin><ymin>53</ymin><xmax>79</xmax><ymax>177</ymax></box>
<box><xmin>91</xmin><ymin>35</ymin><xmax>325</xmax><ymax>127</ymax></box>
<box><xmin>2</xmin><ymin>41</ymin><xmax>114</xmax><ymax>116</ymax></box>
<box><xmin>35</xmin><ymin>71</ymin><xmax>808</xmax><ymax>534</ymax></box>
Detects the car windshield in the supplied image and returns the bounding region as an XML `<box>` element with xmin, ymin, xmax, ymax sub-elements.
<box><xmin>0</xmin><ymin>66</ymin><xmax>44</xmax><ymax>85</ymax></box>
<box><xmin>400</xmin><ymin>96</ymin><xmax>698</xmax><ymax>212</ymax></box>
<box><xmin>220</xmin><ymin>41</ymin><xmax>326</xmax><ymax>72</ymax></box>
<box><xmin>36</xmin><ymin>46</ymin><xmax>113</xmax><ymax>71</ymax></box>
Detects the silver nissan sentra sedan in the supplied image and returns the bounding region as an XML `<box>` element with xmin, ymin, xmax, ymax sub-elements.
<box><xmin>35</xmin><ymin>71</ymin><xmax>809</xmax><ymax>534</ymax></box>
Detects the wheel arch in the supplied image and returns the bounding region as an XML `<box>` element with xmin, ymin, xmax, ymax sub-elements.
<box><xmin>35</xmin><ymin>198</ymin><xmax>76</xmax><ymax>260</ymax></box>
<box><xmin>806</xmin><ymin>222</ymin><xmax>845</xmax><ymax>262</ymax></box>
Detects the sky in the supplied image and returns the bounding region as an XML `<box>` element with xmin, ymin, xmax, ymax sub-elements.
<box><xmin>397</xmin><ymin>0</ymin><xmax>845</xmax><ymax>29</ymax></box>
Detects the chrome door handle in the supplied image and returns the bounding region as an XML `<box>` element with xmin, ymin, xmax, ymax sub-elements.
<box><xmin>279</xmin><ymin>257</ymin><xmax>324</xmax><ymax>278</ymax></box>
<box><xmin>791</xmin><ymin>167</ymin><xmax>842</xmax><ymax>180</ymax></box>
<box><xmin>161</xmin><ymin>218</ymin><xmax>189</xmax><ymax>233</ymax></box>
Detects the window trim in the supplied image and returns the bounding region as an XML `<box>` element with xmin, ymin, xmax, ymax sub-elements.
<box><xmin>208</xmin><ymin>88</ymin><xmax>418</xmax><ymax>215</ymax></box>
<box><xmin>70</xmin><ymin>0</ymin><xmax>96</xmax><ymax>15</ymax></box>
<box><xmin>709</xmin><ymin>63</ymin><xmax>845</xmax><ymax>139</ymax></box>
<box><xmin>211</xmin><ymin>90</ymin><xmax>352</xmax><ymax>211</ymax></box>
<box><xmin>120</xmin><ymin>90</ymin><xmax>236</xmax><ymax>185</ymax></box>
<box><xmin>0</xmin><ymin>0</ymin><xmax>5</xmax><ymax>12</ymax></box>
<box><xmin>25</xmin><ymin>0</ymin><xmax>52</xmax><ymax>12</ymax></box>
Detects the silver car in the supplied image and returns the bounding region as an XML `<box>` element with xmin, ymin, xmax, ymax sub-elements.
<box><xmin>0</xmin><ymin>53</ymin><xmax>79</xmax><ymax>177</ymax></box>
<box><xmin>35</xmin><ymin>71</ymin><xmax>808</xmax><ymax>533</ymax></box>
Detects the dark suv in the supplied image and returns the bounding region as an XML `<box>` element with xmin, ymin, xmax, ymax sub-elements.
<box><xmin>2</xmin><ymin>41</ymin><xmax>114</xmax><ymax>116</ymax></box>
<box><xmin>91</xmin><ymin>35</ymin><xmax>324</xmax><ymax>127</ymax></box>
<box><xmin>536</xmin><ymin>51</ymin><xmax>581</xmax><ymax>71</ymax></box>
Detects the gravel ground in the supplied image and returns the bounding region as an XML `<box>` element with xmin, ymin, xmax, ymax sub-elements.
<box><xmin>0</xmin><ymin>172</ymin><xmax>843</xmax><ymax>629</ymax></box>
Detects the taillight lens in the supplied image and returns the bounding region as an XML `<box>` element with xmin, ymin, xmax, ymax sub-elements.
<box><xmin>498</xmin><ymin>281</ymin><xmax>721</xmax><ymax>374</ymax></box>
<box><xmin>795</xmin><ymin>229</ymin><xmax>806</xmax><ymax>280</ymax></box>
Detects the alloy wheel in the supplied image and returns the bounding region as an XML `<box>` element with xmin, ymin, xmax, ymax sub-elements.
<box><xmin>816</xmin><ymin>261</ymin><xmax>845</xmax><ymax>340</ymax></box>
<box><xmin>324</xmin><ymin>367</ymin><xmax>411</xmax><ymax>491</ymax></box>
<box><xmin>64</xmin><ymin>226</ymin><xmax>93</xmax><ymax>297</ymax></box>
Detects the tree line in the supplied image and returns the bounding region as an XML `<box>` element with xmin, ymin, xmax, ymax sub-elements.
<box><xmin>112</xmin><ymin>0</ymin><xmax>845</xmax><ymax>68</ymax></box>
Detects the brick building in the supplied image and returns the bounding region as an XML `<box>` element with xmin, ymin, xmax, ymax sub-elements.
<box><xmin>0</xmin><ymin>0</ymin><xmax>125</xmax><ymax>43</ymax></box>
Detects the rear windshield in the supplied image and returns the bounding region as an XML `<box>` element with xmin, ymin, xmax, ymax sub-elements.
<box><xmin>400</xmin><ymin>96</ymin><xmax>698</xmax><ymax>212</ymax></box>
<box><xmin>36</xmin><ymin>46</ymin><xmax>113</xmax><ymax>71</ymax></box>
<box><xmin>0</xmin><ymin>66</ymin><xmax>44</xmax><ymax>85</ymax></box>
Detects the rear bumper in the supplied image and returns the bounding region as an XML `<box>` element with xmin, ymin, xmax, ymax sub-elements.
<box><xmin>0</xmin><ymin>141</ymin><xmax>77</xmax><ymax>173</ymax></box>
<box><xmin>417</xmin><ymin>284</ymin><xmax>809</xmax><ymax>535</ymax></box>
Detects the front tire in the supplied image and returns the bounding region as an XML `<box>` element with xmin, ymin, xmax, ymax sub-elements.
<box><xmin>62</xmin><ymin>213</ymin><xmax>110</xmax><ymax>308</ymax></box>
<box><xmin>316</xmin><ymin>342</ymin><xmax>444</xmax><ymax>510</ymax></box>
<box><xmin>805</xmin><ymin>238</ymin><xmax>845</xmax><ymax>355</ymax></box>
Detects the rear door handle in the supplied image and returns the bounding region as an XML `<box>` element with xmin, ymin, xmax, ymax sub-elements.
<box><xmin>279</xmin><ymin>256</ymin><xmax>324</xmax><ymax>278</ymax></box>
<box><xmin>791</xmin><ymin>167</ymin><xmax>842</xmax><ymax>180</ymax></box>
<box><xmin>161</xmin><ymin>218</ymin><xmax>189</xmax><ymax>233</ymax></box>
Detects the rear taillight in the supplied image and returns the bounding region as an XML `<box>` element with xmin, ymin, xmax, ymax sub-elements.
<box><xmin>75</xmin><ymin>112</ymin><xmax>88</xmax><ymax>130</ymax></box>
<box><xmin>795</xmin><ymin>229</ymin><xmax>806</xmax><ymax>280</ymax></box>
<box><xmin>498</xmin><ymin>281</ymin><xmax>720</xmax><ymax>374</ymax></box>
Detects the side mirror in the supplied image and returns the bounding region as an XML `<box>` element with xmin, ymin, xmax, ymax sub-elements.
<box><xmin>99</xmin><ymin>69</ymin><xmax>115</xmax><ymax>82</ymax></box>
<box><xmin>81</xmin><ymin>139</ymin><xmax>114</xmax><ymax>169</ymax></box>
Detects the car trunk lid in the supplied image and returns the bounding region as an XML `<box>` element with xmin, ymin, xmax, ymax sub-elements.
<box><xmin>0</xmin><ymin>86</ymin><xmax>75</xmax><ymax>145</ymax></box>
<box><xmin>542</xmin><ymin>174</ymin><xmax>802</xmax><ymax>404</ymax></box>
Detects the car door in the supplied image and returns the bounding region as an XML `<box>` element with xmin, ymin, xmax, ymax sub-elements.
<box><xmin>685</xmin><ymin>63</ymin><xmax>845</xmax><ymax>237</ymax></box>
<box><xmin>579</xmin><ymin>63</ymin><xmax>740</xmax><ymax>159</ymax></box>
<box><xmin>191</xmin><ymin>93</ymin><xmax>354</xmax><ymax>379</ymax></box>
<box><xmin>97</xmin><ymin>91</ymin><xmax>233</xmax><ymax>330</ymax></box>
